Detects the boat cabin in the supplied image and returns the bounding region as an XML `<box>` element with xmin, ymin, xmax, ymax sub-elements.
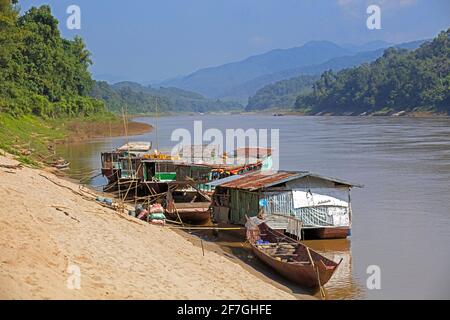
<box><xmin>210</xmin><ymin>170</ymin><xmax>362</xmax><ymax>239</ymax></box>
<box><xmin>101</xmin><ymin>141</ymin><xmax>152</xmax><ymax>183</ymax></box>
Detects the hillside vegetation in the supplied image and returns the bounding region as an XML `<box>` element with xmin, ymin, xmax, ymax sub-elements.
<box><xmin>0</xmin><ymin>1</ymin><xmax>105</xmax><ymax>118</ymax></box>
<box><xmin>246</xmin><ymin>75</ymin><xmax>318</xmax><ymax>111</ymax></box>
<box><xmin>91</xmin><ymin>81</ymin><xmax>242</xmax><ymax>114</ymax></box>
<box><xmin>0</xmin><ymin>1</ymin><xmax>150</xmax><ymax>165</ymax></box>
<box><xmin>295</xmin><ymin>29</ymin><xmax>450</xmax><ymax>115</ymax></box>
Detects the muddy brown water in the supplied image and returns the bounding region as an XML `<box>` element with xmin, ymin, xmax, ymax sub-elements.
<box><xmin>56</xmin><ymin>115</ymin><xmax>450</xmax><ymax>299</ymax></box>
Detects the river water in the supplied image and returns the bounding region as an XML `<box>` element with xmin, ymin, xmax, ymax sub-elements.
<box><xmin>57</xmin><ymin>115</ymin><xmax>450</xmax><ymax>299</ymax></box>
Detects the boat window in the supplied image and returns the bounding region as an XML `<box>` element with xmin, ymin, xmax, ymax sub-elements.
<box><xmin>157</xmin><ymin>162</ymin><xmax>176</xmax><ymax>173</ymax></box>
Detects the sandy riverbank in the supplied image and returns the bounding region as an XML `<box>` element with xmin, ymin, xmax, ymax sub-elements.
<box><xmin>0</xmin><ymin>151</ymin><xmax>302</xmax><ymax>300</ymax></box>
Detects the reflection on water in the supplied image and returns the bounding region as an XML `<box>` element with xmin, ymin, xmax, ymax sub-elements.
<box><xmin>56</xmin><ymin>140</ymin><xmax>113</xmax><ymax>189</ymax></box>
<box><xmin>304</xmin><ymin>239</ymin><xmax>364</xmax><ymax>299</ymax></box>
<box><xmin>56</xmin><ymin>115</ymin><xmax>450</xmax><ymax>299</ymax></box>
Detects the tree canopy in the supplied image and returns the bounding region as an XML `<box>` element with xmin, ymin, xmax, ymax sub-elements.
<box><xmin>0</xmin><ymin>1</ymin><xmax>105</xmax><ymax>117</ymax></box>
<box><xmin>246</xmin><ymin>75</ymin><xmax>318</xmax><ymax>111</ymax></box>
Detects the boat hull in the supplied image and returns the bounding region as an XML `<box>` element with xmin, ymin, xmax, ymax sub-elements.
<box><xmin>101</xmin><ymin>168</ymin><xmax>120</xmax><ymax>184</ymax></box>
<box><xmin>165</xmin><ymin>205</ymin><xmax>211</xmax><ymax>224</ymax></box>
<box><xmin>310</xmin><ymin>227</ymin><xmax>350</xmax><ymax>239</ymax></box>
<box><xmin>247</xmin><ymin>223</ymin><xmax>340</xmax><ymax>288</ymax></box>
<box><xmin>250</xmin><ymin>244</ymin><xmax>335</xmax><ymax>287</ymax></box>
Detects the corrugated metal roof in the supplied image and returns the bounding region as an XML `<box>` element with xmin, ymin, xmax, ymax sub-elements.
<box><xmin>213</xmin><ymin>170</ymin><xmax>361</xmax><ymax>191</ymax></box>
<box><xmin>218</xmin><ymin>171</ymin><xmax>305</xmax><ymax>191</ymax></box>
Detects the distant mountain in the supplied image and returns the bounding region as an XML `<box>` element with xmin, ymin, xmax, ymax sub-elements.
<box><xmin>295</xmin><ymin>30</ymin><xmax>450</xmax><ymax>115</ymax></box>
<box><xmin>340</xmin><ymin>40</ymin><xmax>393</xmax><ymax>52</ymax></box>
<box><xmin>90</xmin><ymin>81</ymin><xmax>242</xmax><ymax>114</ymax></box>
<box><xmin>220</xmin><ymin>49</ymin><xmax>385</xmax><ymax>102</ymax></box>
<box><xmin>245</xmin><ymin>40</ymin><xmax>427</xmax><ymax>111</ymax></box>
<box><xmin>231</xmin><ymin>40</ymin><xmax>426</xmax><ymax>103</ymax></box>
<box><xmin>93</xmin><ymin>73</ymin><xmax>130</xmax><ymax>84</ymax></box>
<box><xmin>157</xmin><ymin>41</ymin><xmax>354</xmax><ymax>98</ymax></box>
<box><xmin>157</xmin><ymin>40</ymin><xmax>426</xmax><ymax>102</ymax></box>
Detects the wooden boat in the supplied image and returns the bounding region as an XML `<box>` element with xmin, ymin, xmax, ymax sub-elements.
<box><xmin>165</xmin><ymin>188</ymin><xmax>211</xmax><ymax>224</ymax></box>
<box><xmin>165</xmin><ymin>202</ymin><xmax>211</xmax><ymax>224</ymax></box>
<box><xmin>247</xmin><ymin>222</ymin><xmax>342</xmax><ymax>287</ymax></box>
<box><xmin>53</xmin><ymin>161</ymin><xmax>70</xmax><ymax>169</ymax></box>
<box><xmin>306</xmin><ymin>227</ymin><xmax>350</xmax><ymax>239</ymax></box>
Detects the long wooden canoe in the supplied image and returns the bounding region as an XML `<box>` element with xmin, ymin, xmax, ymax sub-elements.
<box><xmin>247</xmin><ymin>222</ymin><xmax>341</xmax><ymax>288</ymax></box>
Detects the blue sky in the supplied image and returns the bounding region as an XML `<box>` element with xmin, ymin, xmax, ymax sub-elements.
<box><xmin>19</xmin><ymin>0</ymin><xmax>450</xmax><ymax>83</ymax></box>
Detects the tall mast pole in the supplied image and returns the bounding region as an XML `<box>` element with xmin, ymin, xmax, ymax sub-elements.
<box><xmin>155</xmin><ymin>97</ymin><xmax>159</xmax><ymax>152</ymax></box>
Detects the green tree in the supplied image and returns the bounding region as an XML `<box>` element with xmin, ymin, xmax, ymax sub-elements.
<box><xmin>0</xmin><ymin>1</ymin><xmax>105</xmax><ymax>117</ymax></box>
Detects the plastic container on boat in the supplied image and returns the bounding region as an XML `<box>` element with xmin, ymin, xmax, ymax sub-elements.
<box><xmin>149</xmin><ymin>213</ymin><xmax>166</xmax><ymax>220</ymax></box>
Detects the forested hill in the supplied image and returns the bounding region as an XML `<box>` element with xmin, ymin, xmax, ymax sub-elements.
<box><xmin>0</xmin><ymin>1</ymin><xmax>105</xmax><ymax>117</ymax></box>
<box><xmin>295</xmin><ymin>29</ymin><xmax>450</xmax><ymax>115</ymax></box>
<box><xmin>246</xmin><ymin>75</ymin><xmax>318</xmax><ymax>111</ymax></box>
<box><xmin>90</xmin><ymin>81</ymin><xmax>243</xmax><ymax>114</ymax></box>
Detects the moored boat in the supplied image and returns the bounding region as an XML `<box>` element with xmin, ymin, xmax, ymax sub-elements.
<box><xmin>304</xmin><ymin>226</ymin><xmax>350</xmax><ymax>239</ymax></box>
<box><xmin>52</xmin><ymin>160</ymin><xmax>70</xmax><ymax>169</ymax></box>
<box><xmin>164</xmin><ymin>186</ymin><xmax>212</xmax><ymax>224</ymax></box>
<box><xmin>246</xmin><ymin>221</ymin><xmax>341</xmax><ymax>287</ymax></box>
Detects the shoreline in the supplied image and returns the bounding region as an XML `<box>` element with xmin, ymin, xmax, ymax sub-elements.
<box><xmin>173</xmin><ymin>228</ymin><xmax>316</xmax><ymax>300</ymax></box>
<box><xmin>60</xmin><ymin>119</ymin><xmax>153</xmax><ymax>143</ymax></box>
<box><xmin>131</xmin><ymin>111</ymin><xmax>450</xmax><ymax>118</ymax></box>
<box><xmin>0</xmin><ymin>113</ymin><xmax>153</xmax><ymax>168</ymax></box>
<box><xmin>0</xmin><ymin>150</ymin><xmax>306</xmax><ymax>300</ymax></box>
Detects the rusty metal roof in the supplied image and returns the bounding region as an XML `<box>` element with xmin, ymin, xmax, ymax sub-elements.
<box><xmin>218</xmin><ymin>171</ymin><xmax>304</xmax><ymax>191</ymax></box>
<box><xmin>214</xmin><ymin>170</ymin><xmax>361</xmax><ymax>191</ymax></box>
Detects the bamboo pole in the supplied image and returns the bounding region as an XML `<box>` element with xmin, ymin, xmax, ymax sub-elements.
<box><xmin>316</xmin><ymin>266</ymin><xmax>326</xmax><ymax>300</ymax></box>
<box><xmin>306</xmin><ymin>246</ymin><xmax>326</xmax><ymax>300</ymax></box>
<box><xmin>134</xmin><ymin>173</ymin><xmax>138</xmax><ymax>208</ymax></box>
<box><xmin>306</xmin><ymin>246</ymin><xmax>315</xmax><ymax>268</ymax></box>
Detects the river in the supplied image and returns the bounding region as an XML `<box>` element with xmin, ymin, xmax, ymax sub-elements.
<box><xmin>56</xmin><ymin>114</ymin><xmax>450</xmax><ymax>299</ymax></box>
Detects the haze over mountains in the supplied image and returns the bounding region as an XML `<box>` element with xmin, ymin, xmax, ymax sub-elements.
<box><xmin>153</xmin><ymin>39</ymin><xmax>426</xmax><ymax>102</ymax></box>
<box><xmin>91</xmin><ymin>38</ymin><xmax>428</xmax><ymax>114</ymax></box>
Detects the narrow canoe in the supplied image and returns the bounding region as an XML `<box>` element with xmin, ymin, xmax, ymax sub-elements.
<box><xmin>247</xmin><ymin>222</ymin><xmax>341</xmax><ymax>287</ymax></box>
